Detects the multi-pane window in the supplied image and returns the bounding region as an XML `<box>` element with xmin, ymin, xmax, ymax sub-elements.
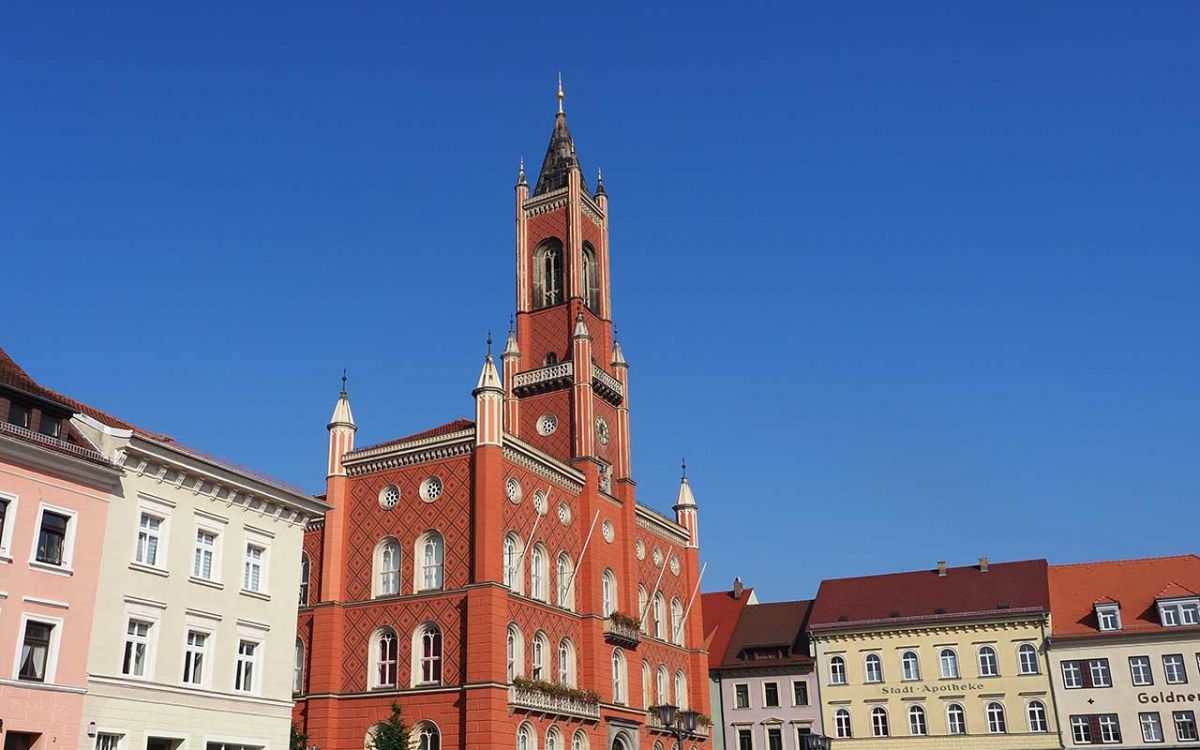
<box><xmin>7</xmin><ymin>402</ymin><xmax>31</xmax><ymax>428</ymax></box>
<box><xmin>532</xmin><ymin>633</ymin><xmax>547</xmax><ymax>680</ymax></box>
<box><xmin>0</xmin><ymin>497</ymin><xmax>10</xmax><ymax>552</ymax></box>
<box><xmin>556</xmin><ymin>554</ymin><xmax>574</xmax><ymax>610</ymax></box>
<box><xmin>675</xmin><ymin>671</ymin><xmax>688</xmax><ymax>710</ymax></box>
<box><xmin>766</xmin><ymin>728</ymin><xmax>782</xmax><ymax>750</ymax></box>
<box><xmin>18</xmin><ymin>620</ymin><xmax>53</xmax><ymax>681</ymax></box>
<box><xmin>1018</xmin><ymin>643</ymin><xmax>1040</xmax><ymax>674</ymax></box>
<box><xmin>978</xmin><ymin>646</ymin><xmax>999</xmax><ymax>677</ymax></box>
<box><xmin>902</xmin><ymin>650</ymin><xmax>920</xmax><ymax>681</ymax></box>
<box><xmin>420</xmin><ymin>533</ymin><xmax>444</xmax><ymax>591</ymax></box>
<box><xmin>908</xmin><ymin>705</ymin><xmax>927</xmax><ymax>736</ymax></box>
<box><xmin>792</xmin><ymin>680</ymin><xmax>809</xmax><ymax>706</ymax></box>
<box><xmin>987</xmin><ymin>702</ymin><xmax>1007</xmax><ymax>733</ymax></box>
<box><xmin>602</xmin><ymin>570</ymin><xmax>617</xmax><ymax>618</ymax></box>
<box><xmin>38</xmin><ymin>414</ymin><xmax>61</xmax><ymax>437</ymax></box>
<box><xmin>242</xmin><ymin>544</ymin><xmax>265</xmax><ymax>592</ymax></box>
<box><xmin>737</xmin><ymin>729</ymin><xmax>753</xmax><ymax>750</ymax></box>
<box><xmin>1091</xmin><ymin>659</ymin><xmax>1113</xmax><ymax>687</ymax></box>
<box><xmin>1063</xmin><ymin>660</ymin><xmax>1084</xmax><ymax>688</ymax></box>
<box><xmin>183</xmin><ymin>630</ymin><xmax>206</xmax><ymax>685</ymax></box>
<box><xmin>299</xmin><ymin>555</ymin><xmax>310</xmax><ymax>606</ymax></box>
<box><xmin>193</xmin><ymin>530</ymin><xmax>217</xmax><ymax>579</ymax></box>
<box><xmin>734</xmin><ymin>683</ymin><xmax>749</xmax><ymax>709</ymax></box>
<box><xmin>656</xmin><ymin>666</ymin><xmax>667</xmax><ymax>704</ymax></box>
<box><xmin>653</xmin><ymin>594</ymin><xmax>665</xmax><ymax>640</ymax></box>
<box><xmin>122</xmin><ymin>619</ymin><xmax>151</xmax><ymax>677</ymax></box>
<box><xmin>1174</xmin><ymin>711</ymin><xmax>1198</xmax><ymax>742</ymax></box>
<box><xmin>829</xmin><ymin>656</ymin><xmax>847</xmax><ymax>684</ymax></box>
<box><xmin>671</xmin><ymin>599</ymin><xmax>684</xmax><ymax>645</ymax></box>
<box><xmin>1160</xmin><ymin>602</ymin><xmax>1200</xmax><ymax>627</ymax></box>
<box><xmin>1097</xmin><ymin>606</ymin><xmax>1121</xmax><ymax>631</ymax></box>
<box><xmin>506</xmin><ymin>626</ymin><xmax>522</xmax><ymax>682</ymax></box>
<box><xmin>419</xmin><ymin>625</ymin><xmax>442</xmax><ymax>684</ymax></box>
<box><xmin>530</xmin><ymin>546</ymin><xmax>546</xmax><ymax>601</ymax></box>
<box><xmin>293</xmin><ymin>639</ymin><xmax>304</xmax><ymax>694</ymax></box>
<box><xmin>871</xmin><ymin>707</ymin><xmax>889</xmax><ymax>737</ymax></box>
<box><xmin>1130</xmin><ymin>656</ymin><xmax>1154</xmax><ymax>686</ymax></box>
<box><xmin>235</xmin><ymin>640</ymin><xmax>257</xmax><ymax>693</ymax></box>
<box><xmin>558</xmin><ymin>639</ymin><xmax>575</xmax><ymax>687</ymax></box>
<box><xmin>947</xmin><ymin>704</ymin><xmax>966</xmax><ymax>735</ymax></box>
<box><xmin>611</xmin><ymin>648</ymin><xmax>626</xmax><ymax>705</ymax></box>
<box><xmin>1098</xmin><ymin>715</ymin><xmax>1122</xmax><ymax>743</ymax></box>
<box><xmin>1028</xmin><ymin>700</ymin><xmax>1050</xmax><ymax>732</ymax></box>
<box><xmin>95</xmin><ymin>734</ymin><xmax>120</xmax><ymax>750</ymax></box>
<box><xmin>1163</xmin><ymin>654</ymin><xmax>1188</xmax><ymax>684</ymax></box>
<box><xmin>135</xmin><ymin>513</ymin><xmax>162</xmax><ymax>566</ymax></box>
<box><xmin>865</xmin><ymin>653</ymin><xmax>883</xmax><ymax>683</ymax></box>
<box><xmin>503</xmin><ymin>534</ymin><xmax>520</xmax><ymax>590</ymax></box>
<box><xmin>1071</xmin><ymin>716</ymin><xmax>1093</xmax><ymax>744</ymax></box>
<box><xmin>379</xmin><ymin>539</ymin><xmax>400</xmax><ymax>596</ymax></box>
<box><xmin>1140</xmin><ymin>712</ymin><xmax>1164</xmax><ymax>743</ymax></box>
<box><xmin>834</xmin><ymin>710</ymin><xmax>852</xmax><ymax>738</ymax></box>
<box><xmin>939</xmin><ymin>648</ymin><xmax>960</xmax><ymax>678</ymax></box>
<box><xmin>764</xmin><ymin>681</ymin><xmax>779</xmax><ymax>707</ymax></box>
<box><xmin>1063</xmin><ymin>659</ymin><xmax>1112</xmax><ymax>688</ymax></box>
<box><xmin>36</xmin><ymin>510</ymin><xmax>69</xmax><ymax>565</ymax></box>
<box><xmin>377</xmin><ymin>629</ymin><xmax>398</xmax><ymax>687</ymax></box>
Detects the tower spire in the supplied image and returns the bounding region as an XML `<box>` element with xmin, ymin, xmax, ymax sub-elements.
<box><xmin>557</xmin><ymin>72</ymin><xmax>565</xmax><ymax>114</ymax></box>
<box><xmin>533</xmin><ymin>75</ymin><xmax>587</xmax><ymax>195</ymax></box>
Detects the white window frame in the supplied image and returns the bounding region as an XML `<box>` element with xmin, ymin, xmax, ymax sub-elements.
<box><xmin>602</xmin><ymin>569</ymin><xmax>617</xmax><ymax>618</ymax></box>
<box><xmin>234</xmin><ymin>638</ymin><xmax>261</xmax><ymax>694</ymax></box>
<box><xmin>416</xmin><ymin>531</ymin><xmax>444</xmax><ymax>592</ymax></box>
<box><xmin>0</xmin><ymin>490</ymin><xmax>20</xmax><ymax>560</ymax></box>
<box><xmin>907</xmin><ymin>705</ymin><xmax>927</xmax><ymax>736</ymax></box>
<box><xmin>1027</xmin><ymin>699</ymin><xmax>1050</xmax><ymax>732</ymax></box>
<box><xmin>1098</xmin><ymin>714</ymin><xmax>1121</xmax><ymax>744</ymax></box>
<box><xmin>94</xmin><ymin>733</ymin><xmax>122</xmax><ymax>750</ymax></box>
<box><xmin>11</xmin><ymin>612</ymin><xmax>64</xmax><ymax>683</ymax></box>
<box><xmin>241</xmin><ymin>539</ymin><xmax>269</xmax><ymax>595</ymax></box>
<box><xmin>733</xmin><ymin>682</ymin><xmax>750</xmax><ymax>709</ymax></box>
<box><xmin>829</xmin><ymin>655</ymin><xmax>847</xmax><ymax>685</ymax></box>
<box><xmin>556</xmin><ymin>553</ymin><xmax>575</xmax><ymax>611</ymax></box>
<box><xmin>1140</xmin><ymin>712</ymin><xmax>1164</xmax><ymax>743</ymax></box>
<box><xmin>1096</xmin><ymin>604</ymin><xmax>1121</xmax><ymax>631</ymax></box>
<box><xmin>192</xmin><ymin>523</ymin><xmax>223</xmax><ymax>583</ymax></box>
<box><xmin>182</xmin><ymin>626</ymin><xmax>213</xmax><ymax>688</ymax></box>
<box><xmin>530</xmin><ymin>544</ymin><xmax>548</xmax><ymax>602</ymax></box>
<box><xmin>611</xmin><ymin>648</ymin><xmax>626</xmax><ymax>705</ymax></box>
<box><xmin>29</xmin><ymin>502</ymin><xmax>78</xmax><ymax>572</ymax></box>
<box><xmin>762</xmin><ymin>680</ymin><xmax>779</xmax><ymax>708</ymax></box>
<box><xmin>986</xmin><ymin>701</ymin><xmax>1008</xmax><ymax>734</ymax></box>
<box><xmin>653</xmin><ymin>593</ymin><xmax>665</xmax><ymax>640</ymax></box>
<box><xmin>1063</xmin><ymin>660</ymin><xmax>1084</xmax><ymax>688</ymax></box>
<box><xmin>1130</xmin><ymin>655</ymin><xmax>1154</xmax><ymax>686</ymax></box>
<box><xmin>372</xmin><ymin>627</ymin><xmax>399</xmax><ymax>689</ymax></box>
<box><xmin>411</xmin><ymin>623</ymin><xmax>442</xmax><ymax>686</ymax></box>
<box><xmin>870</xmin><ymin>706</ymin><xmax>890</xmax><ymax>737</ymax></box>
<box><xmin>834</xmin><ymin>709</ymin><xmax>852</xmax><ymax>738</ymax></box>
<box><xmin>1163</xmin><ymin>654</ymin><xmax>1187</xmax><ymax>685</ymax></box>
<box><xmin>532</xmin><ymin>631</ymin><xmax>549</xmax><ymax>681</ymax></box>
<box><xmin>864</xmin><ymin>653</ymin><xmax>883</xmax><ymax>683</ymax></box>
<box><xmin>1176</xmin><ymin>711</ymin><xmax>1199</xmax><ymax>742</ymax></box>
<box><xmin>1018</xmin><ymin>643</ymin><xmax>1040</xmax><ymax>674</ymax></box>
<box><xmin>558</xmin><ymin>638</ymin><xmax>576</xmax><ymax>687</ymax></box>
<box><xmin>671</xmin><ymin>598</ymin><xmax>684</xmax><ymax>646</ymax></box>
<box><xmin>503</xmin><ymin>533</ymin><xmax>524</xmax><ymax>594</ymax></box>
<box><xmin>375</xmin><ymin>537</ymin><xmax>401</xmax><ymax>597</ymax></box>
<box><xmin>978</xmin><ymin>645</ymin><xmax>999</xmax><ymax>677</ymax></box>
<box><xmin>1091</xmin><ymin>658</ymin><xmax>1113</xmax><ymax>687</ymax></box>
<box><xmin>939</xmin><ymin>647</ymin><xmax>960</xmax><ymax>679</ymax></box>
<box><xmin>946</xmin><ymin>703</ymin><xmax>966</xmax><ymax>735</ymax></box>
<box><xmin>901</xmin><ymin>650</ymin><xmax>920</xmax><ymax>681</ymax></box>
<box><xmin>122</xmin><ymin>618</ymin><xmax>154</xmax><ymax>679</ymax></box>
<box><xmin>506</xmin><ymin>624</ymin><xmax>524</xmax><ymax>681</ymax></box>
<box><xmin>1071</xmin><ymin>715</ymin><xmax>1092</xmax><ymax>744</ymax></box>
<box><xmin>133</xmin><ymin>506</ymin><xmax>169</xmax><ymax>570</ymax></box>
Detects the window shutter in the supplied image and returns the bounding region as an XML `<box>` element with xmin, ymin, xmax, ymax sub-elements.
<box><xmin>1088</xmin><ymin>715</ymin><xmax>1103</xmax><ymax>744</ymax></box>
<box><xmin>1081</xmin><ymin>661</ymin><xmax>1094</xmax><ymax>689</ymax></box>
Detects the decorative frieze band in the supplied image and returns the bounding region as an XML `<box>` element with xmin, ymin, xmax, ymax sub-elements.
<box><xmin>634</xmin><ymin>505</ymin><xmax>690</xmax><ymax>545</ymax></box>
<box><xmin>345</xmin><ymin>437</ymin><xmax>474</xmax><ymax>477</ymax></box>
<box><xmin>502</xmin><ymin>436</ymin><xmax>585</xmax><ymax>493</ymax></box>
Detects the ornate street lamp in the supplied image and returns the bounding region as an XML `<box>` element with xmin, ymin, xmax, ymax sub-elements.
<box><xmin>651</xmin><ymin>704</ymin><xmax>702</xmax><ymax>750</ymax></box>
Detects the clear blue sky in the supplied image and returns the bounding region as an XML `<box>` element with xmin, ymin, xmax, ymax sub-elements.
<box><xmin>4</xmin><ymin>2</ymin><xmax>1197</xmax><ymax>602</ymax></box>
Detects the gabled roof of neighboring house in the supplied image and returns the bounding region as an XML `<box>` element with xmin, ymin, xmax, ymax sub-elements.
<box><xmin>809</xmin><ymin>559</ymin><xmax>1050</xmax><ymax>630</ymax></box>
<box><xmin>719</xmin><ymin>599</ymin><xmax>815</xmax><ymax>670</ymax></box>
<box><xmin>702</xmin><ymin>587</ymin><xmax>755</xmax><ymax>664</ymax></box>
<box><xmin>1049</xmin><ymin>554</ymin><xmax>1200</xmax><ymax>638</ymax></box>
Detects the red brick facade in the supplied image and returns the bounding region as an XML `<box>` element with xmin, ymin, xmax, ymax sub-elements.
<box><xmin>295</xmin><ymin>101</ymin><xmax>709</xmax><ymax>750</ymax></box>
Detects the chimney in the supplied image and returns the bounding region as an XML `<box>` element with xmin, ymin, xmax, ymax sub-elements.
<box><xmin>937</xmin><ymin>561</ymin><xmax>947</xmax><ymax>577</ymax></box>
<box><xmin>979</xmin><ymin>556</ymin><xmax>989</xmax><ymax>573</ymax></box>
<box><xmin>733</xmin><ymin>577</ymin><xmax>744</xmax><ymax>599</ymax></box>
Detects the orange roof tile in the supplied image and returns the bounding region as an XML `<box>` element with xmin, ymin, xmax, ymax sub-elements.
<box><xmin>1049</xmin><ymin>555</ymin><xmax>1200</xmax><ymax>637</ymax></box>
<box><xmin>701</xmin><ymin>589</ymin><xmax>755</xmax><ymax>664</ymax></box>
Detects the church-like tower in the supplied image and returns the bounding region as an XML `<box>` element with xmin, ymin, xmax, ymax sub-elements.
<box><xmin>295</xmin><ymin>84</ymin><xmax>707</xmax><ymax>750</ymax></box>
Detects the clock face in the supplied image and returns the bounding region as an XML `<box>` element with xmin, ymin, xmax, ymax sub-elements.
<box><xmin>596</xmin><ymin>417</ymin><xmax>610</xmax><ymax>445</ymax></box>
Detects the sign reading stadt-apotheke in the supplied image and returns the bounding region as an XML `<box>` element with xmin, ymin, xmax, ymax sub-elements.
<box><xmin>883</xmin><ymin>683</ymin><xmax>987</xmax><ymax>695</ymax></box>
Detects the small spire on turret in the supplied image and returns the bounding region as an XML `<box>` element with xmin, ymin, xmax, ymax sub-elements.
<box><xmin>557</xmin><ymin>72</ymin><xmax>565</xmax><ymax>114</ymax></box>
<box><xmin>503</xmin><ymin>323</ymin><xmax>520</xmax><ymax>358</ymax></box>
<box><xmin>329</xmin><ymin>369</ymin><xmax>355</xmax><ymax>428</ymax></box>
<box><xmin>675</xmin><ymin>458</ymin><xmax>697</xmax><ymax>509</ymax></box>
<box><xmin>595</xmin><ymin>166</ymin><xmax>606</xmax><ymax>196</ymax></box>
<box><xmin>573</xmin><ymin>312</ymin><xmax>590</xmax><ymax>339</ymax></box>
<box><xmin>517</xmin><ymin>157</ymin><xmax>527</xmax><ymax>187</ymax></box>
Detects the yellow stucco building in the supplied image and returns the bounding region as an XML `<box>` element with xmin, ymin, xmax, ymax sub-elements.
<box><xmin>808</xmin><ymin>558</ymin><xmax>1061</xmax><ymax>750</ymax></box>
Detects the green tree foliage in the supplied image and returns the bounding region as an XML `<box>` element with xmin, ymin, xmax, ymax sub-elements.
<box><xmin>369</xmin><ymin>702</ymin><xmax>411</xmax><ymax>750</ymax></box>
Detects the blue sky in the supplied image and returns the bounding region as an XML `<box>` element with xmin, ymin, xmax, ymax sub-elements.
<box><xmin>3</xmin><ymin>2</ymin><xmax>1197</xmax><ymax>602</ymax></box>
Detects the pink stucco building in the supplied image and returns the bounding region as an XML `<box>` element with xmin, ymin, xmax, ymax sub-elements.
<box><xmin>0</xmin><ymin>348</ymin><xmax>120</xmax><ymax>750</ymax></box>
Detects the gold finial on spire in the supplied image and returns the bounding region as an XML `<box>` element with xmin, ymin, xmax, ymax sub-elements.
<box><xmin>519</xmin><ymin>157</ymin><xmax>525</xmax><ymax>181</ymax></box>
<box><xmin>557</xmin><ymin>72</ymin><xmax>564</xmax><ymax>114</ymax></box>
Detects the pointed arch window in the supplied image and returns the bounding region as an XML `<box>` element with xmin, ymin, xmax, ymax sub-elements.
<box><xmin>670</xmin><ymin>598</ymin><xmax>684</xmax><ymax>646</ymax></box>
<box><xmin>299</xmin><ymin>553</ymin><xmax>310</xmax><ymax>605</ymax></box>
<box><xmin>612</xmin><ymin>648</ymin><xmax>627</xmax><ymax>705</ymax></box>
<box><xmin>558</xmin><ymin>638</ymin><xmax>576</xmax><ymax>686</ymax></box>
<box><xmin>656</xmin><ymin>665</ymin><xmax>668</xmax><ymax>704</ymax></box>
<box><xmin>674</xmin><ymin>670</ymin><xmax>688</xmax><ymax>710</ymax></box>
<box><xmin>293</xmin><ymin>638</ymin><xmax>304</xmax><ymax>695</ymax></box>
<box><xmin>415</xmin><ymin>724</ymin><xmax>440</xmax><ymax>750</ymax></box>
<box><xmin>532</xmin><ymin>631</ymin><xmax>550</xmax><ymax>680</ymax></box>
<box><xmin>533</xmin><ymin>239</ymin><xmax>564</xmax><ymax>309</ymax></box>
<box><xmin>504</xmin><ymin>533</ymin><xmax>524</xmax><ymax>593</ymax></box>
<box><xmin>556</xmin><ymin>553</ymin><xmax>575</xmax><ymax>610</ymax></box>
<box><xmin>642</xmin><ymin>661</ymin><xmax>652</xmax><ymax>707</ymax></box>
<box><xmin>582</xmin><ymin>242</ymin><xmax>600</xmax><ymax>312</ymax></box>
<box><xmin>417</xmin><ymin>532</ymin><xmax>444</xmax><ymax>591</ymax></box>
<box><xmin>530</xmin><ymin>544</ymin><xmax>548</xmax><ymax>601</ymax></box>
<box><xmin>653</xmin><ymin>593</ymin><xmax>666</xmax><ymax>640</ymax></box>
<box><xmin>375</xmin><ymin>538</ymin><xmax>400</xmax><ymax>597</ymax></box>
<box><xmin>370</xmin><ymin>628</ymin><xmax>398</xmax><ymax>689</ymax></box>
<box><xmin>637</xmin><ymin>586</ymin><xmax>649</xmax><ymax>634</ymax></box>
<box><xmin>412</xmin><ymin>623</ymin><xmax>442</xmax><ymax>685</ymax></box>
<box><xmin>602</xmin><ymin>569</ymin><xmax>617</xmax><ymax>617</ymax></box>
<box><xmin>507</xmin><ymin>624</ymin><xmax>525</xmax><ymax>681</ymax></box>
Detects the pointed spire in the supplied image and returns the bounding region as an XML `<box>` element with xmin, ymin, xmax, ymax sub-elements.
<box><xmin>503</xmin><ymin>321</ymin><xmax>520</xmax><ymax>358</ymax></box>
<box><xmin>533</xmin><ymin>77</ymin><xmax>588</xmax><ymax>196</ymax></box>
<box><xmin>675</xmin><ymin>458</ymin><xmax>697</xmax><ymax>509</ymax></box>
<box><xmin>557</xmin><ymin>72</ymin><xmax>565</xmax><ymax>114</ymax></box>
<box><xmin>595</xmin><ymin>166</ymin><xmax>606</xmax><ymax>196</ymax></box>
<box><xmin>612</xmin><ymin>325</ymin><xmax>627</xmax><ymax>367</ymax></box>
<box><xmin>328</xmin><ymin>370</ymin><xmax>355</xmax><ymax>429</ymax></box>
<box><xmin>474</xmin><ymin>333</ymin><xmax>503</xmax><ymax>394</ymax></box>
<box><xmin>517</xmin><ymin>157</ymin><xmax>527</xmax><ymax>187</ymax></box>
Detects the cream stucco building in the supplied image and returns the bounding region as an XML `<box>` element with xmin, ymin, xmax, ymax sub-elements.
<box><xmin>808</xmin><ymin>559</ymin><xmax>1061</xmax><ymax>750</ymax></box>
<box><xmin>73</xmin><ymin>413</ymin><xmax>328</xmax><ymax>750</ymax></box>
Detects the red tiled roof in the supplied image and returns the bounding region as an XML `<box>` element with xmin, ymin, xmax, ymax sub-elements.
<box><xmin>1049</xmin><ymin>555</ymin><xmax>1200</xmax><ymax>638</ymax></box>
<box><xmin>701</xmin><ymin>589</ymin><xmax>755</xmax><ymax>663</ymax></box>
<box><xmin>351</xmin><ymin>419</ymin><xmax>475</xmax><ymax>454</ymax></box>
<box><xmin>809</xmin><ymin>559</ymin><xmax>1050</xmax><ymax>629</ymax></box>
<box><xmin>719</xmin><ymin>599</ymin><xmax>814</xmax><ymax>669</ymax></box>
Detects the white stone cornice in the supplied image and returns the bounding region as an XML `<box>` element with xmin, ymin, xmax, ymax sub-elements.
<box><xmin>634</xmin><ymin>504</ymin><xmax>690</xmax><ymax>546</ymax></box>
<box><xmin>501</xmin><ymin>435</ymin><xmax>585</xmax><ymax>493</ymax></box>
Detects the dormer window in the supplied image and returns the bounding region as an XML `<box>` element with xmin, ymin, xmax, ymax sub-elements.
<box><xmin>1157</xmin><ymin>598</ymin><xmax>1200</xmax><ymax>627</ymax></box>
<box><xmin>37</xmin><ymin>414</ymin><xmax>61</xmax><ymax>438</ymax></box>
<box><xmin>7</xmin><ymin>402</ymin><xmax>31</xmax><ymax>429</ymax></box>
<box><xmin>1096</xmin><ymin>604</ymin><xmax>1122</xmax><ymax>632</ymax></box>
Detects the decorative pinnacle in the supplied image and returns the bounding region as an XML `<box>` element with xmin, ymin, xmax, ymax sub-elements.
<box><xmin>682</xmin><ymin>457</ymin><xmax>687</xmax><ymax>480</ymax></box>
<box><xmin>341</xmin><ymin>368</ymin><xmax>348</xmax><ymax>396</ymax></box>
<box><xmin>487</xmin><ymin>331</ymin><xmax>493</xmax><ymax>356</ymax></box>
<box><xmin>518</xmin><ymin>157</ymin><xmax>525</xmax><ymax>184</ymax></box>
<box><xmin>508</xmin><ymin>314</ymin><xmax>514</xmax><ymax>333</ymax></box>
<box><xmin>557</xmin><ymin>72</ymin><xmax>564</xmax><ymax>114</ymax></box>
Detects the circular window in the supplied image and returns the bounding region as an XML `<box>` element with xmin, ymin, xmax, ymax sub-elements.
<box><xmin>602</xmin><ymin>520</ymin><xmax>615</xmax><ymax>544</ymax></box>
<box><xmin>533</xmin><ymin>490</ymin><xmax>548</xmax><ymax>515</ymax></box>
<box><xmin>378</xmin><ymin>485</ymin><xmax>400</xmax><ymax>510</ymax></box>
<box><xmin>557</xmin><ymin>503</ymin><xmax>571</xmax><ymax>525</ymax></box>
<box><xmin>635</xmin><ymin>539</ymin><xmax>646</xmax><ymax>560</ymax></box>
<box><xmin>537</xmin><ymin>414</ymin><xmax>559</xmax><ymax>436</ymax></box>
<box><xmin>506</xmin><ymin>477</ymin><xmax>522</xmax><ymax>504</ymax></box>
<box><xmin>670</xmin><ymin>556</ymin><xmax>681</xmax><ymax>576</ymax></box>
<box><xmin>595</xmin><ymin>417</ymin><xmax>610</xmax><ymax>445</ymax></box>
<box><xmin>420</xmin><ymin>477</ymin><xmax>443</xmax><ymax>503</ymax></box>
<box><xmin>653</xmin><ymin>548</ymin><xmax>663</xmax><ymax>567</ymax></box>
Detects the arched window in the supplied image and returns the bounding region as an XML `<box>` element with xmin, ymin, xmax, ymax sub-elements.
<box><xmin>558</xmin><ymin>638</ymin><xmax>576</xmax><ymax>686</ymax></box>
<box><xmin>602</xmin><ymin>569</ymin><xmax>617</xmax><ymax>617</ymax></box>
<box><xmin>612</xmin><ymin>648</ymin><xmax>627</xmax><ymax>704</ymax></box>
<box><xmin>978</xmin><ymin>645</ymin><xmax>999</xmax><ymax>677</ymax></box>
<box><xmin>411</xmin><ymin>623</ymin><xmax>442</xmax><ymax>685</ymax></box>
<box><xmin>299</xmin><ymin>553</ymin><xmax>310</xmax><ymax>606</ymax></box>
<box><xmin>517</xmin><ymin>723</ymin><xmax>536</xmax><ymax>750</ymax></box>
<box><xmin>987</xmin><ymin>702</ymin><xmax>1007</xmax><ymax>733</ymax></box>
<box><xmin>545</xmin><ymin>727</ymin><xmax>563</xmax><ymax>750</ymax></box>
<box><xmin>533</xmin><ymin>239</ymin><xmax>564</xmax><ymax>309</ymax></box>
<box><xmin>871</xmin><ymin>707</ymin><xmax>890</xmax><ymax>737</ymax></box>
<box><xmin>653</xmin><ymin>743</ymin><xmax>663</xmax><ymax>750</ymax></box>
<box><xmin>503</xmin><ymin>532</ymin><xmax>524</xmax><ymax>593</ymax></box>
<box><xmin>641</xmin><ymin>661</ymin><xmax>652</xmax><ymax>707</ymax></box>
<box><xmin>571</xmin><ymin>731</ymin><xmax>588</xmax><ymax>750</ymax></box>
<box><xmin>946</xmin><ymin>703</ymin><xmax>967</xmax><ymax>735</ymax></box>
<box><xmin>902</xmin><ymin>650</ymin><xmax>920</xmax><ymax>681</ymax></box>
<box><xmin>653</xmin><ymin>593</ymin><xmax>665</xmax><ymax>640</ymax></box>
<box><xmin>530</xmin><ymin>544</ymin><xmax>548</xmax><ymax>601</ymax></box>
<box><xmin>670</xmin><ymin>598</ymin><xmax>684</xmax><ymax>646</ymax></box>
<box><xmin>375</xmin><ymin>538</ymin><xmax>400</xmax><ymax>597</ymax></box>
<box><xmin>908</xmin><ymin>705</ymin><xmax>927</xmax><ymax>736</ymax></box>
<box><xmin>544</xmin><ymin>352</ymin><xmax>558</xmax><ymax>366</ymax></box>
<box><xmin>939</xmin><ymin>648</ymin><xmax>960</xmax><ymax>679</ymax></box>
<box><xmin>507</xmin><ymin>624</ymin><xmax>525</xmax><ymax>681</ymax></box>
<box><xmin>829</xmin><ymin>655</ymin><xmax>847</xmax><ymax>684</ymax></box>
<box><xmin>674</xmin><ymin>670</ymin><xmax>688</xmax><ymax>710</ymax></box>
<box><xmin>532</xmin><ymin>631</ymin><xmax>550</xmax><ymax>680</ymax></box>
<box><xmin>416</xmin><ymin>531</ymin><xmax>444</xmax><ymax>591</ymax></box>
<box><xmin>582</xmin><ymin>243</ymin><xmax>600</xmax><ymax>313</ymax></box>
<box><xmin>865</xmin><ymin>653</ymin><xmax>883</xmax><ymax>683</ymax></box>
<box><xmin>415</xmin><ymin>723</ymin><xmax>440</xmax><ymax>750</ymax></box>
<box><xmin>1027</xmin><ymin>700</ymin><xmax>1049</xmax><ymax>732</ymax></box>
<box><xmin>834</xmin><ymin>709</ymin><xmax>852</xmax><ymax>738</ymax></box>
<box><xmin>365</xmin><ymin>724</ymin><xmax>384</xmax><ymax>750</ymax></box>
<box><xmin>556</xmin><ymin>553</ymin><xmax>575</xmax><ymax>610</ymax></box>
<box><xmin>656</xmin><ymin>665</ymin><xmax>668</xmax><ymax>703</ymax></box>
<box><xmin>637</xmin><ymin>586</ymin><xmax>649</xmax><ymax>633</ymax></box>
<box><xmin>370</xmin><ymin>627</ymin><xmax>398</xmax><ymax>688</ymax></box>
<box><xmin>1018</xmin><ymin>643</ymin><xmax>1039</xmax><ymax>674</ymax></box>
<box><xmin>293</xmin><ymin>638</ymin><xmax>304</xmax><ymax>695</ymax></box>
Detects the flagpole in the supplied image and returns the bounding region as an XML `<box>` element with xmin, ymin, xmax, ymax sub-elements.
<box><xmin>675</xmin><ymin>561</ymin><xmax>708</xmax><ymax>643</ymax></box>
<box><xmin>640</xmin><ymin>549</ymin><xmax>670</xmax><ymax>628</ymax></box>
<box><xmin>563</xmin><ymin>510</ymin><xmax>601</xmax><ymax>601</ymax></box>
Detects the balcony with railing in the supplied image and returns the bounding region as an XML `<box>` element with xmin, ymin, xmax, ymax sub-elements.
<box><xmin>590</xmin><ymin>362</ymin><xmax>624</xmax><ymax>404</ymax></box>
<box><xmin>0</xmin><ymin>420</ymin><xmax>108</xmax><ymax>465</ymax></box>
<box><xmin>513</xmin><ymin>361</ymin><xmax>574</xmax><ymax>395</ymax></box>
<box><xmin>509</xmin><ymin>685</ymin><xmax>601</xmax><ymax>721</ymax></box>
<box><xmin>604</xmin><ymin>614</ymin><xmax>641</xmax><ymax>648</ymax></box>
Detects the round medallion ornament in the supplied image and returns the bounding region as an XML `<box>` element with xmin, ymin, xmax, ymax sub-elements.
<box><xmin>670</xmin><ymin>555</ymin><xmax>681</xmax><ymax>576</ymax></box>
<box><xmin>635</xmin><ymin>539</ymin><xmax>646</xmax><ymax>560</ymax></box>
<box><xmin>506</xmin><ymin>477</ymin><xmax>522</xmax><ymax>504</ymax></box>
<box><xmin>533</xmin><ymin>490</ymin><xmax>548</xmax><ymax>515</ymax></box>
<box><xmin>653</xmin><ymin>548</ymin><xmax>664</xmax><ymax>567</ymax></box>
<box><xmin>557</xmin><ymin>503</ymin><xmax>571</xmax><ymax>525</ymax></box>
<box><xmin>537</xmin><ymin>414</ymin><xmax>559</xmax><ymax>436</ymax></box>
<box><xmin>602</xmin><ymin>520</ymin><xmax>615</xmax><ymax>544</ymax></box>
<box><xmin>420</xmin><ymin>477</ymin><xmax>443</xmax><ymax>503</ymax></box>
<box><xmin>595</xmin><ymin>417</ymin><xmax>610</xmax><ymax>445</ymax></box>
<box><xmin>379</xmin><ymin>485</ymin><xmax>400</xmax><ymax>510</ymax></box>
